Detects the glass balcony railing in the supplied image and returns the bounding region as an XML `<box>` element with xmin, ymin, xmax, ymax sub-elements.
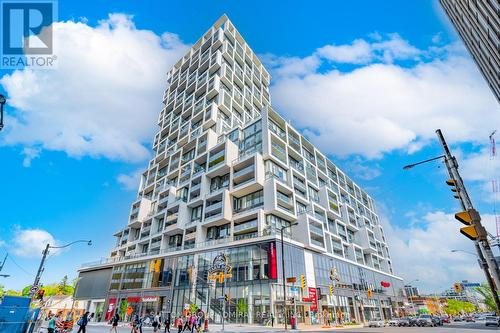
<box><xmin>309</xmin><ymin>224</ymin><xmax>324</xmax><ymax>236</ymax></box>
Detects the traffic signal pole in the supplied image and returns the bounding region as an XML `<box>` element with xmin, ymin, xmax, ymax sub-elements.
<box><xmin>436</xmin><ymin>129</ymin><xmax>500</xmax><ymax>313</ymax></box>
<box><xmin>30</xmin><ymin>244</ymin><xmax>50</xmax><ymax>298</ymax></box>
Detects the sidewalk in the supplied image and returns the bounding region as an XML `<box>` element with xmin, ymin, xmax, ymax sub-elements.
<box><xmin>88</xmin><ymin>322</ymin><xmax>364</xmax><ymax>332</ymax></box>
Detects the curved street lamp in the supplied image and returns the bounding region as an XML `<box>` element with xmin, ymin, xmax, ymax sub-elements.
<box><xmin>451</xmin><ymin>249</ymin><xmax>478</xmax><ymax>257</ymax></box>
<box><xmin>30</xmin><ymin>240</ymin><xmax>92</xmax><ymax>297</ymax></box>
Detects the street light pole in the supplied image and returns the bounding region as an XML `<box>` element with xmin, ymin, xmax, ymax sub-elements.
<box><xmin>279</xmin><ymin>222</ymin><xmax>298</xmax><ymax>330</ymax></box>
<box><xmin>0</xmin><ymin>94</ymin><xmax>5</xmax><ymax>131</ymax></box>
<box><xmin>30</xmin><ymin>240</ymin><xmax>92</xmax><ymax>298</ymax></box>
<box><xmin>435</xmin><ymin>129</ymin><xmax>500</xmax><ymax>314</ymax></box>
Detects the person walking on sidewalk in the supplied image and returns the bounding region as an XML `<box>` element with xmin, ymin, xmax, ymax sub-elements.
<box><xmin>76</xmin><ymin>312</ymin><xmax>89</xmax><ymax>333</ymax></box>
<box><xmin>271</xmin><ymin>313</ymin><xmax>275</xmax><ymax>327</ymax></box>
<box><xmin>110</xmin><ymin>312</ymin><xmax>120</xmax><ymax>333</ymax></box>
<box><xmin>153</xmin><ymin>313</ymin><xmax>161</xmax><ymax>332</ymax></box>
<box><xmin>164</xmin><ymin>314</ymin><xmax>171</xmax><ymax>333</ymax></box>
<box><xmin>176</xmin><ymin>316</ymin><xmax>184</xmax><ymax>333</ymax></box>
<box><xmin>47</xmin><ymin>313</ymin><xmax>56</xmax><ymax>333</ymax></box>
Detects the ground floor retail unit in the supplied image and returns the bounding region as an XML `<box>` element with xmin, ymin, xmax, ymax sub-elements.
<box><xmin>76</xmin><ymin>239</ymin><xmax>405</xmax><ymax>325</ymax></box>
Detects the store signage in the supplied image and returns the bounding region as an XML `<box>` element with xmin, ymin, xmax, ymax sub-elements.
<box><xmin>142</xmin><ymin>296</ymin><xmax>159</xmax><ymax>302</ymax></box>
<box><xmin>207</xmin><ymin>253</ymin><xmax>232</xmax><ymax>283</ymax></box>
<box><xmin>268</xmin><ymin>242</ymin><xmax>277</xmax><ymax>279</ymax></box>
<box><xmin>380</xmin><ymin>281</ymin><xmax>391</xmax><ymax>288</ymax></box>
<box><xmin>308</xmin><ymin>287</ymin><xmax>318</xmax><ymax>312</ymax></box>
<box><xmin>105</xmin><ymin>298</ymin><xmax>117</xmax><ymax>321</ymax></box>
<box><xmin>127</xmin><ymin>297</ymin><xmax>141</xmax><ymax>303</ymax></box>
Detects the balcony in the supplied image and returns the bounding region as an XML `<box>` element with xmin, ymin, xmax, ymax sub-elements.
<box><xmin>234</xmin><ymin>220</ymin><xmax>258</xmax><ymax>233</ymax></box>
<box><xmin>234</xmin><ymin>164</ymin><xmax>254</xmax><ymax>179</ymax></box>
<box><xmin>234</xmin><ymin>201</ymin><xmax>263</xmax><ymax>214</ymax></box>
<box><xmin>205</xmin><ymin>201</ymin><xmax>222</xmax><ymax>212</ymax></box>
<box><xmin>208</xmin><ymin>150</ymin><xmax>225</xmax><ymax>169</ymax></box>
<box><xmin>309</xmin><ymin>224</ymin><xmax>324</xmax><ymax>236</ymax></box>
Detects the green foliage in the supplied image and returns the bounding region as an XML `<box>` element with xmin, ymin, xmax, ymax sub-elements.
<box><xmin>189</xmin><ymin>303</ymin><xmax>198</xmax><ymax>314</ymax></box>
<box><xmin>119</xmin><ymin>300</ymin><xmax>128</xmax><ymax>318</ymax></box>
<box><xmin>445</xmin><ymin>299</ymin><xmax>476</xmax><ymax>315</ymax></box>
<box><xmin>19</xmin><ymin>277</ymin><xmax>75</xmax><ymax>297</ymax></box>
<box><xmin>0</xmin><ymin>284</ymin><xmax>21</xmax><ymax>297</ymax></box>
<box><xmin>475</xmin><ymin>284</ymin><xmax>497</xmax><ymax>312</ymax></box>
<box><xmin>236</xmin><ymin>299</ymin><xmax>248</xmax><ymax>314</ymax></box>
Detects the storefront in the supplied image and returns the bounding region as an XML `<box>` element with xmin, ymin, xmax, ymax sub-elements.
<box><xmin>90</xmin><ymin>240</ymin><xmax>404</xmax><ymax>325</ymax></box>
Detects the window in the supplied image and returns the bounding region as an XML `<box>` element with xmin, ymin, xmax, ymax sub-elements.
<box><xmin>207</xmin><ymin>223</ymin><xmax>230</xmax><ymax>240</ymax></box>
<box><xmin>210</xmin><ymin>173</ymin><xmax>229</xmax><ymax>192</ymax></box>
<box><xmin>265</xmin><ymin>160</ymin><xmax>286</xmax><ymax>181</ymax></box>
<box><xmin>308</xmin><ymin>186</ymin><xmax>319</xmax><ymax>203</ymax></box>
<box><xmin>234</xmin><ymin>190</ymin><xmax>263</xmax><ymax>213</ymax></box>
<box><xmin>296</xmin><ymin>201</ymin><xmax>307</xmax><ymax>214</ymax></box>
<box><xmin>182</xmin><ymin>149</ymin><xmax>195</xmax><ymax>163</ymax></box>
<box><xmin>265</xmin><ymin>214</ymin><xmax>292</xmax><ymax>236</ymax></box>
<box><xmin>191</xmin><ymin>206</ymin><xmax>202</xmax><ymax>222</ymax></box>
<box><xmin>176</xmin><ymin>187</ymin><xmax>188</xmax><ymax>202</ymax></box>
<box><xmin>239</xmin><ymin>120</ymin><xmax>262</xmax><ymax>156</ymax></box>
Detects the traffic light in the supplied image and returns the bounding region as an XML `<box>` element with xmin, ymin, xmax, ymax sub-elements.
<box><xmin>290</xmin><ymin>297</ymin><xmax>295</xmax><ymax>305</ymax></box>
<box><xmin>300</xmin><ymin>274</ymin><xmax>306</xmax><ymax>289</ymax></box>
<box><xmin>454</xmin><ymin>209</ymin><xmax>487</xmax><ymax>241</ymax></box>
<box><xmin>367</xmin><ymin>289</ymin><xmax>373</xmax><ymax>298</ymax></box>
<box><xmin>446</xmin><ymin>179</ymin><xmax>461</xmax><ymax>200</ymax></box>
<box><xmin>36</xmin><ymin>289</ymin><xmax>45</xmax><ymax>300</ymax></box>
<box><xmin>329</xmin><ymin>285</ymin><xmax>334</xmax><ymax>296</ymax></box>
<box><xmin>454</xmin><ymin>283</ymin><xmax>462</xmax><ymax>293</ymax></box>
<box><xmin>224</xmin><ymin>294</ymin><xmax>229</xmax><ymax>302</ymax></box>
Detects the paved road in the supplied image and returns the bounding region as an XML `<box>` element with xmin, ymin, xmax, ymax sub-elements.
<box><xmin>64</xmin><ymin>321</ymin><xmax>499</xmax><ymax>333</ymax></box>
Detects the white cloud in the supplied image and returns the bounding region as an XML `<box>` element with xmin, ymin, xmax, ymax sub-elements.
<box><xmin>22</xmin><ymin>147</ymin><xmax>41</xmax><ymax>167</ymax></box>
<box><xmin>117</xmin><ymin>168</ymin><xmax>143</xmax><ymax>191</ymax></box>
<box><xmin>316</xmin><ymin>33</ymin><xmax>420</xmax><ymax>64</ymax></box>
<box><xmin>269</xmin><ymin>41</ymin><xmax>500</xmax><ymax>159</ymax></box>
<box><xmin>382</xmin><ymin>211</ymin><xmax>496</xmax><ymax>292</ymax></box>
<box><xmin>11</xmin><ymin>228</ymin><xmax>57</xmax><ymax>257</ymax></box>
<box><xmin>0</xmin><ymin>14</ymin><xmax>189</xmax><ymax>162</ymax></box>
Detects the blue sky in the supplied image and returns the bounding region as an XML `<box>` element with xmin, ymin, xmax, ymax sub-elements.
<box><xmin>1</xmin><ymin>0</ymin><xmax>499</xmax><ymax>293</ymax></box>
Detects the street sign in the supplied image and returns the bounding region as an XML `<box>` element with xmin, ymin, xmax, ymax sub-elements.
<box><xmin>462</xmin><ymin>282</ymin><xmax>480</xmax><ymax>287</ymax></box>
<box><xmin>290</xmin><ymin>286</ymin><xmax>300</xmax><ymax>292</ymax></box>
<box><xmin>286</xmin><ymin>277</ymin><xmax>296</xmax><ymax>283</ymax></box>
<box><xmin>29</xmin><ymin>285</ymin><xmax>39</xmax><ymax>294</ymax></box>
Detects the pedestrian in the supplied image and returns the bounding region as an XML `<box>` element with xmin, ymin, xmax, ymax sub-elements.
<box><xmin>164</xmin><ymin>314</ymin><xmax>171</xmax><ymax>333</ymax></box>
<box><xmin>182</xmin><ymin>315</ymin><xmax>190</xmax><ymax>332</ymax></box>
<box><xmin>271</xmin><ymin>313</ymin><xmax>274</xmax><ymax>327</ymax></box>
<box><xmin>76</xmin><ymin>311</ymin><xmax>89</xmax><ymax>333</ymax></box>
<box><xmin>47</xmin><ymin>313</ymin><xmax>56</xmax><ymax>333</ymax></box>
<box><xmin>110</xmin><ymin>312</ymin><xmax>120</xmax><ymax>333</ymax></box>
<box><xmin>131</xmin><ymin>314</ymin><xmax>140</xmax><ymax>333</ymax></box>
<box><xmin>177</xmin><ymin>316</ymin><xmax>184</xmax><ymax>333</ymax></box>
<box><xmin>153</xmin><ymin>312</ymin><xmax>160</xmax><ymax>332</ymax></box>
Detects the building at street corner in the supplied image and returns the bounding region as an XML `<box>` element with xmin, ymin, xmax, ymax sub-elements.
<box><xmin>75</xmin><ymin>15</ymin><xmax>405</xmax><ymax>325</ymax></box>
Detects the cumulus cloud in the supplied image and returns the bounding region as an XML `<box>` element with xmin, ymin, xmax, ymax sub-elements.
<box><xmin>11</xmin><ymin>228</ymin><xmax>57</xmax><ymax>257</ymax></box>
<box><xmin>267</xmin><ymin>37</ymin><xmax>500</xmax><ymax>159</ymax></box>
<box><xmin>382</xmin><ymin>211</ymin><xmax>497</xmax><ymax>292</ymax></box>
<box><xmin>117</xmin><ymin>168</ymin><xmax>143</xmax><ymax>191</ymax></box>
<box><xmin>0</xmin><ymin>14</ymin><xmax>189</xmax><ymax>162</ymax></box>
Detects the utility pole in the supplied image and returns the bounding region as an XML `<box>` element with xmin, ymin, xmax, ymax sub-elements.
<box><xmin>436</xmin><ymin>129</ymin><xmax>500</xmax><ymax>313</ymax></box>
<box><xmin>0</xmin><ymin>253</ymin><xmax>9</xmax><ymax>277</ymax></box>
<box><xmin>30</xmin><ymin>244</ymin><xmax>50</xmax><ymax>297</ymax></box>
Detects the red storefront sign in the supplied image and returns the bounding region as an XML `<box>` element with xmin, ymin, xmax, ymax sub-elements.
<box><xmin>308</xmin><ymin>287</ymin><xmax>318</xmax><ymax>312</ymax></box>
<box><xmin>127</xmin><ymin>297</ymin><xmax>141</xmax><ymax>303</ymax></box>
<box><xmin>268</xmin><ymin>242</ymin><xmax>277</xmax><ymax>279</ymax></box>
<box><xmin>105</xmin><ymin>298</ymin><xmax>117</xmax><ymax>321</ymax></box>
<box><xmin>381</xmin><ymin>281</ymin><xmax>391</xmax><ymax>288</ymax></box>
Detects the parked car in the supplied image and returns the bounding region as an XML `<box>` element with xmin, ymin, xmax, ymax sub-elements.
<box><xmin>388</xmin><ymin>318</ymin><xmax>399</xmax><ymax>326</ymax></box>
<box><xmin>464</xmin><ymin>315</ymin><xmax>475</xmax><ymax>322</ymax></box>
<box><xmin>368</xmin><ymin>319</ymin><xmax>385</xmax><ymax>327</ymax></box>
<box><xmin>407</xmin><ymin>317</ymin><xmax>419</xmax><ymax>326</ymax></box>
<box><xmin>431</xmin><ymin>316</ymin><xmax>443</xmax><ymax>326</ymax></box>
<box><xmin>398</xmin><ymin>317</ymin><xmax>410</xmax><ymax>326</ymax></box>
<box><xmin>453</xmin><ymin>316</ymin><xmax>462</xmax><ymax>321</ymax></box>
<box><xmin>485</xmin><ymin>316</ymin><xmax>500</xmax><ymax>327</ymax></box>
<box><xmin>417</xmin><ymin>314</ymin><xmax>435</xmax><ymax>327</ymax></box>
<box><xmin>441</xmin><ymin>315</ymin><xmax>450</xmax><ymax>323</ymax></box>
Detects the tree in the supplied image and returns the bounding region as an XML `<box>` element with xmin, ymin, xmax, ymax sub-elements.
<box><xmin>475</xmin><ymin>284</ymin><xmax>497</xmax><ymax>312</ymax></box>
<box><xmin>236</xmin><ymin>299</ymin><xmax>248</xmax><ymax>324</ymax></box>
<box><xmin>445</xmin><ymin>299</ymin><xmax>476</xmax><ymax>315</ymax></box>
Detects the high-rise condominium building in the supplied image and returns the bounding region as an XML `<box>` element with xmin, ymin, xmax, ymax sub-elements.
<box><xmin>76</xmin><ymin>15</ymin><xmax>404</xmax><ymax>325</ymax></box>
<box><xmin>440</xmin><ymin>0</ymin><xmax>500</xmax><ymax>103</ymax></box>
